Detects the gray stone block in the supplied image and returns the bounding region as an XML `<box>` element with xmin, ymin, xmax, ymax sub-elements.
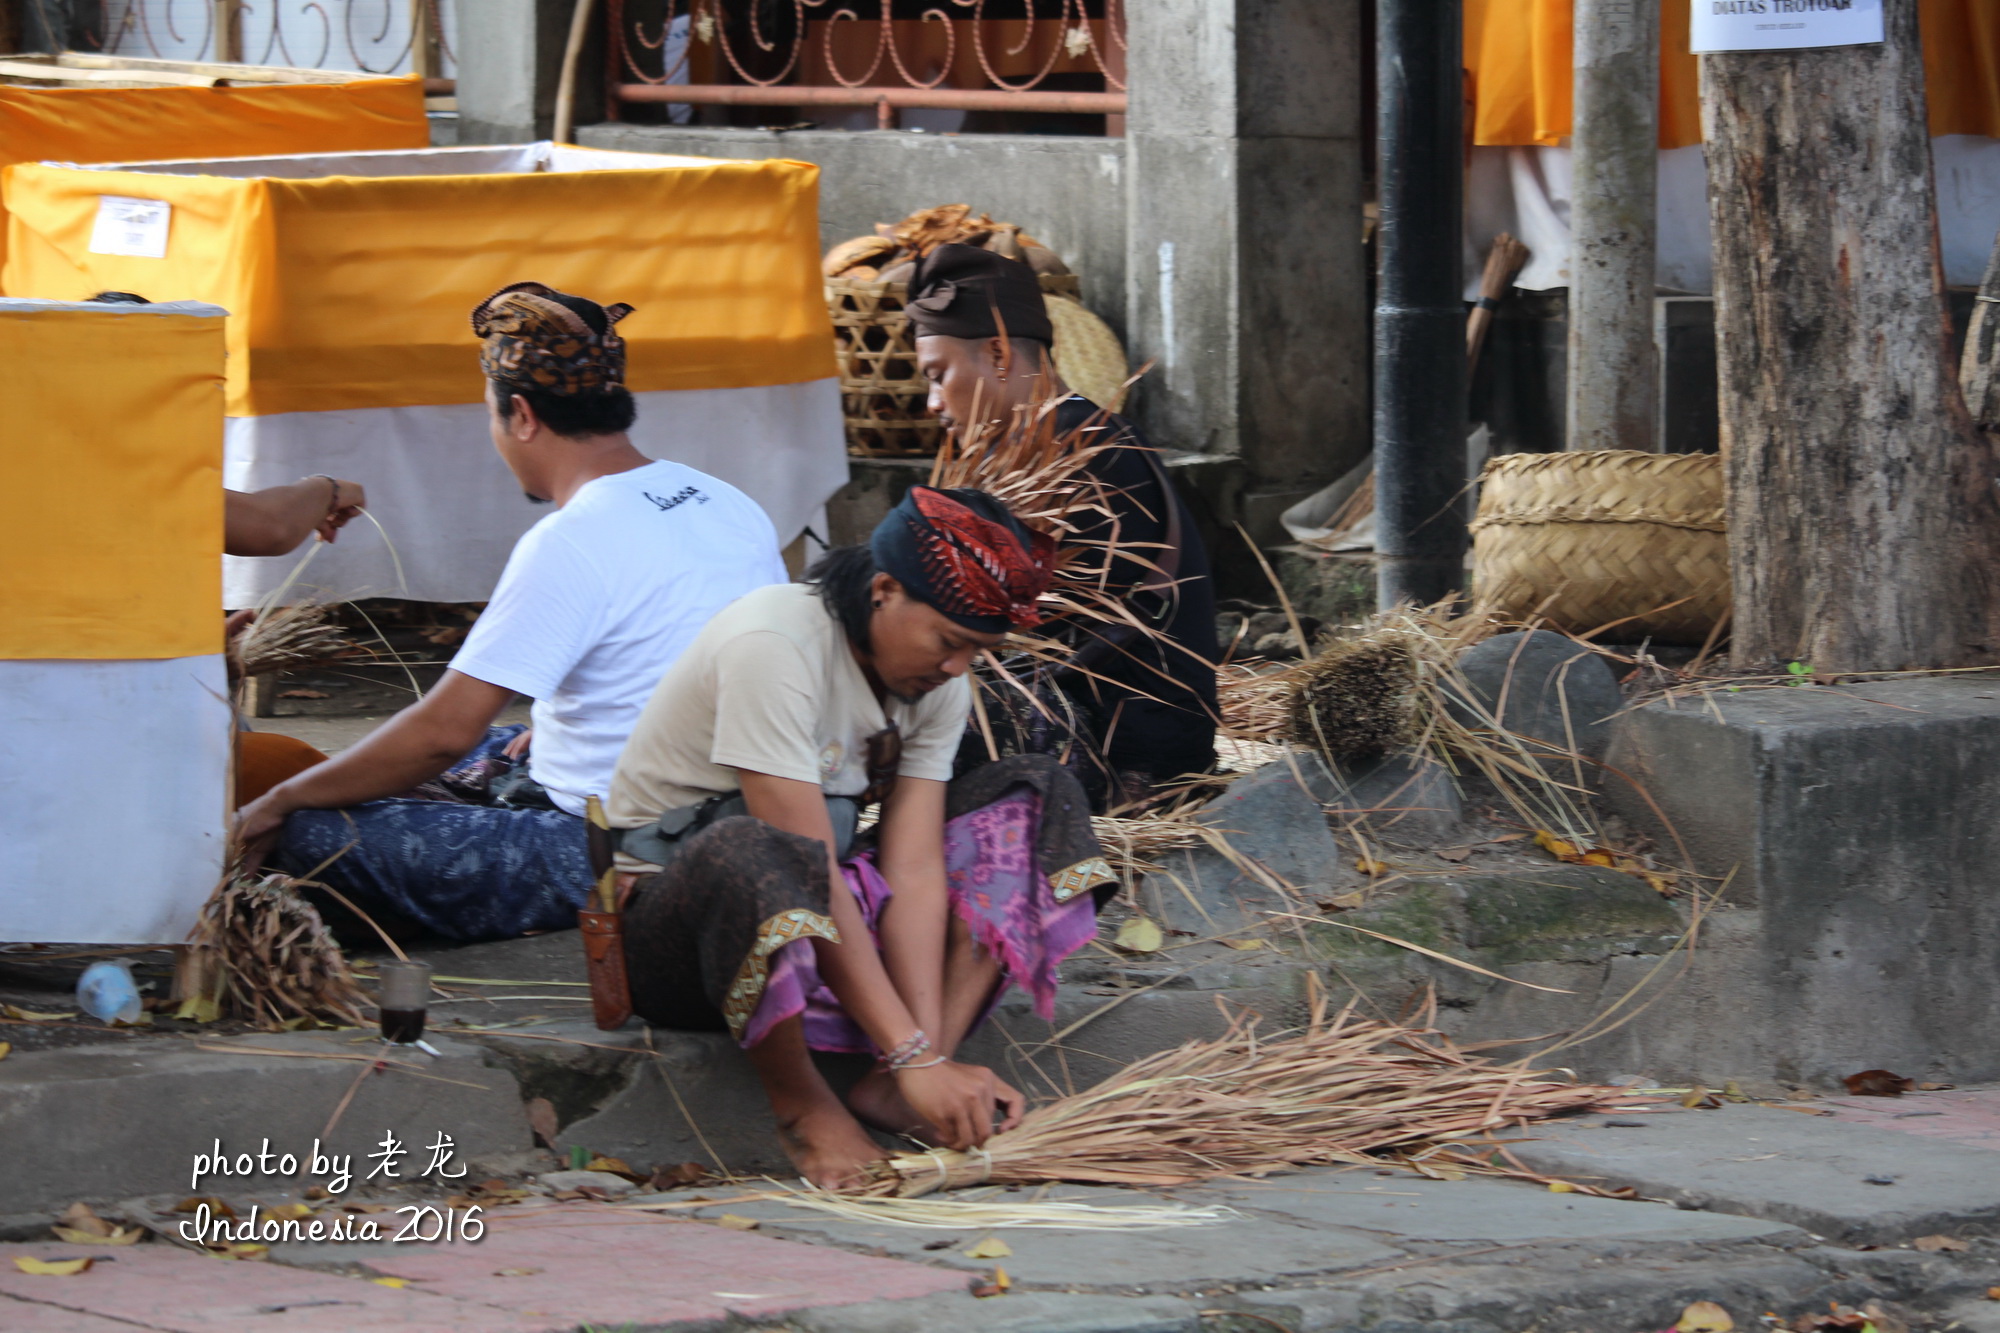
<box><xmin>793</xmin><ymin>1292</ymin><xmax>1203</xmax><ymax>1333</ymax></box>
<box><xmin>0</xmin><ymin>1033</ymin><xmax>530</xmax><ymax>1216</ymax></box>
<box><xmin>1141</xmin><ymin>758</ymin><xmax>1343</xmax><ymax>933</ymax></box>
<box><xmin>1602</xmin><ymin>676</ymin><xmax>2000</xmax><ymax>1084</ymax></box>
<box><xmin>1497</xmin><ymin>1101</ymin><xmax>2000</xmax><ymax>1246</ymax></box>
<box><xmin>1451</xmin><ymin>629</ymin><xmax>1626</xmax><ymax>761</ymax></box>
<box><xmin>1318</xmin><ymin>751</ymin><xmax>1464</xmax><ymax>844</ymax></box>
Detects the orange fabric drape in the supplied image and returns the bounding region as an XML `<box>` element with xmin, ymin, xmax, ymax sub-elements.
<box><xmin>1466</xmin><ymin>0</ymin><xmax>2000</xmax><ymax>148</ymax></box>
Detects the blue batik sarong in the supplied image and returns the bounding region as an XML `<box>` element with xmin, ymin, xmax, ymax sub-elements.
<box><xmin>272</xmin><ymin>727</ymin><xmax>592</xmax><ymax>942</ymax></box>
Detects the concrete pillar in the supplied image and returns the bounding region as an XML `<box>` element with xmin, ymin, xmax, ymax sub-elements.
<box><xmin>1124</xmin><ymin>0</ymin><xmax>1368</xmax><ymax>540</ymax></box>
<box><xmin>1566</xmin><ymin>0</ymin><xmax>1660</xmax><ymax>452</ymax></box>
<box><xmin>455</xmin><ymin>0</ymin><xmax>576</xmax><ymax>144</ymax></box>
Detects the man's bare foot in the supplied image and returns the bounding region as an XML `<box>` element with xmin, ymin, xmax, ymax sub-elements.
<box><xmin>774</xmin><ymin>1101</ymin><xmax>888</xmax><ymax>1190</ymax></box>
<box><xmin>846</xmin><ymin>1067</ymin><xmax>944</xmax><ymax>1142</ymax></box>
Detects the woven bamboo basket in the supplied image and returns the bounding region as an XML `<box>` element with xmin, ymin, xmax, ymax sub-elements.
<box><xmin>1470</xmin><ymin>450</ymin><xmax>1728</xmax><ymax>645</ymax></box>
<box><xmin>828</xmin><ymin>272</ymin><xmax>1091</xmax><ymax>458</ymax></box>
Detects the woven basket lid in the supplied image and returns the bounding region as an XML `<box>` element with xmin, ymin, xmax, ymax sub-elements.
<box><xmin>1473</xmin><ymin>449</ymin><xmax>1723</xmax><ymax>533</ymax></box>
<box><xmin>1047</xmin><ymin>295</ymin><xmax>1130</xmax><ymax>414</ymax></box>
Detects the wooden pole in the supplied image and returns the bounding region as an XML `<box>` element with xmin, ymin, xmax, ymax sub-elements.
<box><xmin>212</xmin><ymin>0</ymin><xmax>244</xmax><ymax>64</ymax></box>
<box><xmin>1700</xmin><ymin>0</ymin><xmax>2000</xmax><ymax>672</ymax></box>
<box><xmin>1567</xmin><ymin>0</ymin><xmax>1660</xmax><ymax>453</ymax></box>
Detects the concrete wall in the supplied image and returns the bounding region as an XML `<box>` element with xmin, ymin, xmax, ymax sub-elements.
<box><xmin>578</xmin><ymin>126</ymin><xmax>1131</xmax><ymax>343</ymax></box>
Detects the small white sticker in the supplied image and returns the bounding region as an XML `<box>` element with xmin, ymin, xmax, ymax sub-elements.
<box><xmin>88</xmin><ymin>195</ymin><xmax>172</xmax><ymax>259</ymax></box>
<box><xmin>1691</xmin><ymin>0</ymin><xmax>1884</xmax><ymax>54</ymax></box>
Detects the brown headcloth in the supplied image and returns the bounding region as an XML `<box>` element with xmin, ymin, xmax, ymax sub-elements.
<box><xmin>471</xmin><ymin>281</ymin><xmax>634</xmax><ymax>395</ymax></box>
<box><xmin>905</xmin><ymin>243</ymin><xmax>1053</xmax><ymax>345</ymax></box>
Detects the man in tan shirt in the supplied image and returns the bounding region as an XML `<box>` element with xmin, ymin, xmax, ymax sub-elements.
<box><xmin>609</xmin><ymin>486</ymin><xmax>1114</xmax><ymax>1187</ymax></box>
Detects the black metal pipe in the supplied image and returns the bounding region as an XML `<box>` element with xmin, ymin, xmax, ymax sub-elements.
<box><xmin>1374</xmin><ymin>0</ymin><xmax>1467</xmax><ymax>610</ymax></box>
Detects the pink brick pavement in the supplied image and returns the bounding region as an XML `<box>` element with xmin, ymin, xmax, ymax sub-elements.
<box><xmin>0</xmin><ymin>1201</ymin><xmax>967</xmax><ymax>1332</ymax></box>
<box><xmin>1817</xmin><ymin>1085</ymin><xmax>2000</xmax><ymax>1152</ymax></box>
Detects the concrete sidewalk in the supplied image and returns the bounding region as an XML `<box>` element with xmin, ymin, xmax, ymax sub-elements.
<box><xmin>1</xmin><ymin>1095</ymin><xmax>1995</xmax><ymax>1333</ymax></box>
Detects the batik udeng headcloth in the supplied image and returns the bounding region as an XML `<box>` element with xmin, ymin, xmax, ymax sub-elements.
<box><xmin>871</xmin><ymin>486</ymin><xmax>1056</xmax><ymax>634</ymax></box>
<box><xmin>471</xmin><ymin>281</ymin><xmax>634</xmax><ymax>395</ymax></box>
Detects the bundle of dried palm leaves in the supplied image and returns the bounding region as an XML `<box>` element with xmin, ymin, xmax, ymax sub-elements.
<box><xmin>231</xmin><ymin>599</ymin><xmax>362</xmax><ymax>679</ymax></box>
<box><xmin>178</xmin><ymin>868</ymin><xmax>369</xmax><ymax>1029</ymax></box>
<box><xmin>851</xmin><ymin>992</ymin><xmax>1613</xmax><ymax>1197</ymax></box>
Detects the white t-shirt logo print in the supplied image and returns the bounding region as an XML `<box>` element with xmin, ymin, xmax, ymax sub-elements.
<box><xmin>643</xmin><ymin>486</ymin><xmax>708</xmax><ymax>513</ymax></box>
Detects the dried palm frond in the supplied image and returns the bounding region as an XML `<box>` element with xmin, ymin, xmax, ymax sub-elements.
<box><xmin>849</xmin><ymin>991</ymin><xmax>1613</xmax><ymax>1198</ymax></box>
<box><xmin>178</xmin><ymin>868</ymin><xmax>369</xmax><ymax>1030</ymax></box>
<box><xmin>232</xmin><ymin>598</ymin><xmax>363</xmax><ymax>679</ymax></box>
<box><xmin>1216</xmin><ymin>661</ymin><xmax>1298</xmax><ymax>744</ymax></box>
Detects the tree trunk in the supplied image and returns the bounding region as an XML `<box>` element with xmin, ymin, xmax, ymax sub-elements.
<box><xmin>1701</xmin><ymin>0</ymin><xmax>2000</xmax><ymax>672</ymax></box>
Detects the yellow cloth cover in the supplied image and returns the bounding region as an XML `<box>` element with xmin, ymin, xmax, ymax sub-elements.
<box><xmin>0</xmin><ymin>304</ymin><xmax>223</xmax><ymax>659</ymax></box>
<box><xmin>0</xmin><ymin>76</ymin><xmax>427</xmax><ymax>272</ymax></box>
<box><xmin>1467</xmin><ymin>0</ymin><xmax>2000</xmax><ymax>148</ymax></box>
<box><xmin>2</xmin><ymin>154</ymin><xmax>836</xmax><ymax>416</ymax></box>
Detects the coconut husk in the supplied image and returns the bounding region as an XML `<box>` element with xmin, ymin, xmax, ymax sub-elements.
<box><xmin>178</xmin><ymin>868</ymin><xmax>370</xmax><ymax>1030</ymax></box>
<box><xmin>852</xmin><ymin>989</ymin><xmax>1614</xmax><ymax>1197</ymax></box>
<box><xmin>1288</xmin><ymin>639</ymin><xmax>1417</xmax><ymax>761</ymax></box>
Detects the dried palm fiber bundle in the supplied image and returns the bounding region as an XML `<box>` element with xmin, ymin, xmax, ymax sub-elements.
<box><xmin>849</xmin><ymin>992</ymin><xmax>1614</xmax><ymax>1197</ymax></box>
<box><xmin>178</xmin><ymin>866</ymin><xmax>369</xmax><ymax>1029</ymax></box>
<box><xmin>1288</xmin><ymin>638</ymin><xmax>1417</xmax><ymax>761</ymax></box>
<box><xmin>1471</xmin><ymin>450</ymin><xmax>1727</xmax><ymax>645</ymax></box>
<box><xmin>231</xmin><ymin>598</ymin><xmax>361</xmax><ymax>678</ymax></box>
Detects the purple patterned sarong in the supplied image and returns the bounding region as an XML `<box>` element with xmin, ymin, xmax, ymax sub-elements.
<box><xmin>745</xmin><ymin>787</ymin><xmax>1100</xmax><ymax>1052</ymax></box>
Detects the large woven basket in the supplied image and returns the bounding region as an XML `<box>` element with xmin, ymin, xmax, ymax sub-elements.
<box><xmin>1470</xmin><ymin>450</ymin><xmax>1728</xmax><ymax>644</ymax></box>
<box><xmin>828</xmin><ymin>272</ymin><xmax>1094</xmax><ymax>458</ymax></box>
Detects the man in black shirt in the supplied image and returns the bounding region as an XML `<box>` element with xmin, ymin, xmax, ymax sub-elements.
<box><xmin>908</xmin><ymin>244</ymin><xmax>1219</xmax><ymax>803</ymax></box>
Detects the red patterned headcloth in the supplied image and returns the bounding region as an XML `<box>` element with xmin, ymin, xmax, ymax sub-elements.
<box><xmin>870</xmin><ymin>486</ymin><xmax>1056</xmax><ymax>633</ymax></box>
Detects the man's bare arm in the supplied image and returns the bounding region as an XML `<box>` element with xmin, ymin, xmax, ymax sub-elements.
<box><xmin>225</xmin><ymin>479</ymin><xmax>367</xmax><ymax>557</ymax></box>
<box><xmin>236</xmin><ymin>669</ymin><xmax>514</xmax><ymax>843</ymax></box>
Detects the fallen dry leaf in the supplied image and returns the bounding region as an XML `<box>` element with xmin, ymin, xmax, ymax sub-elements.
<box><xmin>1220</xmin><ymin>938</ymin><xmax>1264</xmax><ymax>950</ymax></box>
<box><xmin>1354</xmin><ymin>857</ymin><xmax>1391</xmax><ymax>875</ymax></box>
<box><xmin>715</xmin><ymin>1214</ymin><xmax>760</xmax><ymax>1231</ymax></box>
<box><xmin>1</xmin><ymin>1004</ymin><xmax>75</xmax><ymax>1022</ymax></box>
<box><xmin>372</xmin><ymin>1277</ymin><xmax>408</xmax><ymax>1288</ymax></box>
<box><xmin>1317</xmin><ymin>890</ymin><xmax>1367</xmax><ymax>912</ymax></box>
<box><xmin>265</xmin><ymin>1203</ymin><xmax>312</xmax><ymax>1221</ymax></box>
<box><xmin>174</xmin><ymin>1196</ymin><xmax>235</xmax><ymax>1217</ymax></box>
<box><xmin>1843</xmin><ymin>1069</ymin><xmax>1916</xmax><ymax>1097</ymax></box>
<box><xmin>496</xmin><ymin>1267</ymin><xmax>543</xmax><ymax>1277</ymax></box>
<box><xmin>216</xmin><ymin>1241</ymin><xmax>268</xmax><ymax>1260</ymax></box>
<box><xmin>14</xmin><ymin>1255</ymin><xmax>92</xmax><ymax>1276</ymax></box>
<box><xmin>1918</xmin><ymin>1081</ymin><xmax>1956</xmax><ymax>1091</ymax></box>
<box><xmin>1434</xmin><ymin>847</ymin><xmax>1472</xmax><ymax>863</ymax></box>
<box><xmin>971</xmin><ymin>1281</ymin><xmax>1005</xmax><ymax>1298</ymax></box>
<box><xmin>1986</xmin><ymin>1286</ymin><xmax>2000</xmax><ymax>1300</ymax></box>
<box><xmin>1675</xmin><ymin>1299</ymin><xmax>1735</xmax><ymax>1332</ymax></box>
<box><xmin>964</xmin><ymin>1237</ymin><xmax>1013</xmax><ymax>1259</ymax></box>
<box><xmin>277</xmin><ymin>688</ymin><xmax>330</xmax><ymax>699</ymax></box>
<box><xmin>585</xmin><ymin>1155</ymin><xmax>643</xmax><ymax>1182</ymax></box>
<box><xmin>52</xmin><ymin>1204</ymin><xmax>140</xmax><ymax>1247</ymax></box>
<box><xmin>58</xmin><ymin>1203</ymin><xmax>114</xmax><ymax>1238</ymax></box>
<box><xmin>1112</xmin><ymin>915</ymin><xmax>1164</xmax><ymax>954</ymax></box>
<box><xmin>1547</xmin><ymin>1181</ymin><xmax>1577</xmax><ymax>1193</ymax></box>
<box><xmin>993</xmin><ymin>1265</ymin><xmax>1011</xmax><ymax>1291</ymax></box>
<box><xmin>525</xmin><ymin>1096</ymin><xmax>559</xmax><ymax>1148</ymax></box>
<box><xmin>649</xmin><ymin>1162</ymin><xmax>710</xmax><ymax>1190</ymax></box>
<box><xmin>0</xmin><ymin>1041</ymin><xmax>10</xmax><ymax>1060</ymax></box>
<box><xmin>1911</xmin><ymin>1233</ymin><xmax>1968</xmax><ymax>1252</ymax></box>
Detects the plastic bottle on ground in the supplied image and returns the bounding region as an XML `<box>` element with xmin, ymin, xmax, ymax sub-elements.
<box><xmin>77</xmin><ymin>960</ymin><xmax>143</xmax><ymax>1025</ymax></box>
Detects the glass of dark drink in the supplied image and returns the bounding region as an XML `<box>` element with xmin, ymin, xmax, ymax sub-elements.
<box><xmin>375</xmin><ymin>960</ymin><xmax>432</xmax><ymax>1045</ymax></box>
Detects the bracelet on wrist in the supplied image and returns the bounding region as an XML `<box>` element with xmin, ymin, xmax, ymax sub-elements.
<box><xmin>892</xmin><ymin>1054</ymin><xmax>947</xmax><ymax>1072</ymax></box>
<box><xmin>308</xmin><ymin>473</ymin><xmax>341</xmax><ymax>515</ymax></box>
<box><xmin>880</xmin><ymin>1029</ymin><xmax>933</xmax><ymax>1071</ymax></box>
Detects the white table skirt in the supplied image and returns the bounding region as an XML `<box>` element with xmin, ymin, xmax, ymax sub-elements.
<box><xmin>0</xmin><ymin>655</ymin><xmax>230</xmax><ymax>944</ymax></box>
<box><xmin>1467</xmin><ymin>135</ymin><xmax>2000</xmax><ymax>296</ymax></box>
<box><xmin>223</xmin><ymin>377</ymin><xmax>850</xmax><ymax>608</ymax></box>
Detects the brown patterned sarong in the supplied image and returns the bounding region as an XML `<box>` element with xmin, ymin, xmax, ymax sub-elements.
<box><xmin>620</xmin><ymin>753</ymin><xmax>1111</xmax><ymax>1045</ymax></box>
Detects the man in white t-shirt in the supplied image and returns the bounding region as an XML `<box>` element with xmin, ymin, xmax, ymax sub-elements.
<box><xmin>237</xmin><ymin>282</ymin><xmax>785</xmax><ymax>941</ymax></box>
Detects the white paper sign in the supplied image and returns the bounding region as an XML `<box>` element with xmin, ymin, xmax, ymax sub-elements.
<box><xmin>1691</xmin><ymin>0</ymin><xmax>1884</xmax><ymax>53</ymax></box>
<box><xmin>87</xmin><ymin>195</ymin><xmax>172</xmax><ymax>259</ymax></box>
